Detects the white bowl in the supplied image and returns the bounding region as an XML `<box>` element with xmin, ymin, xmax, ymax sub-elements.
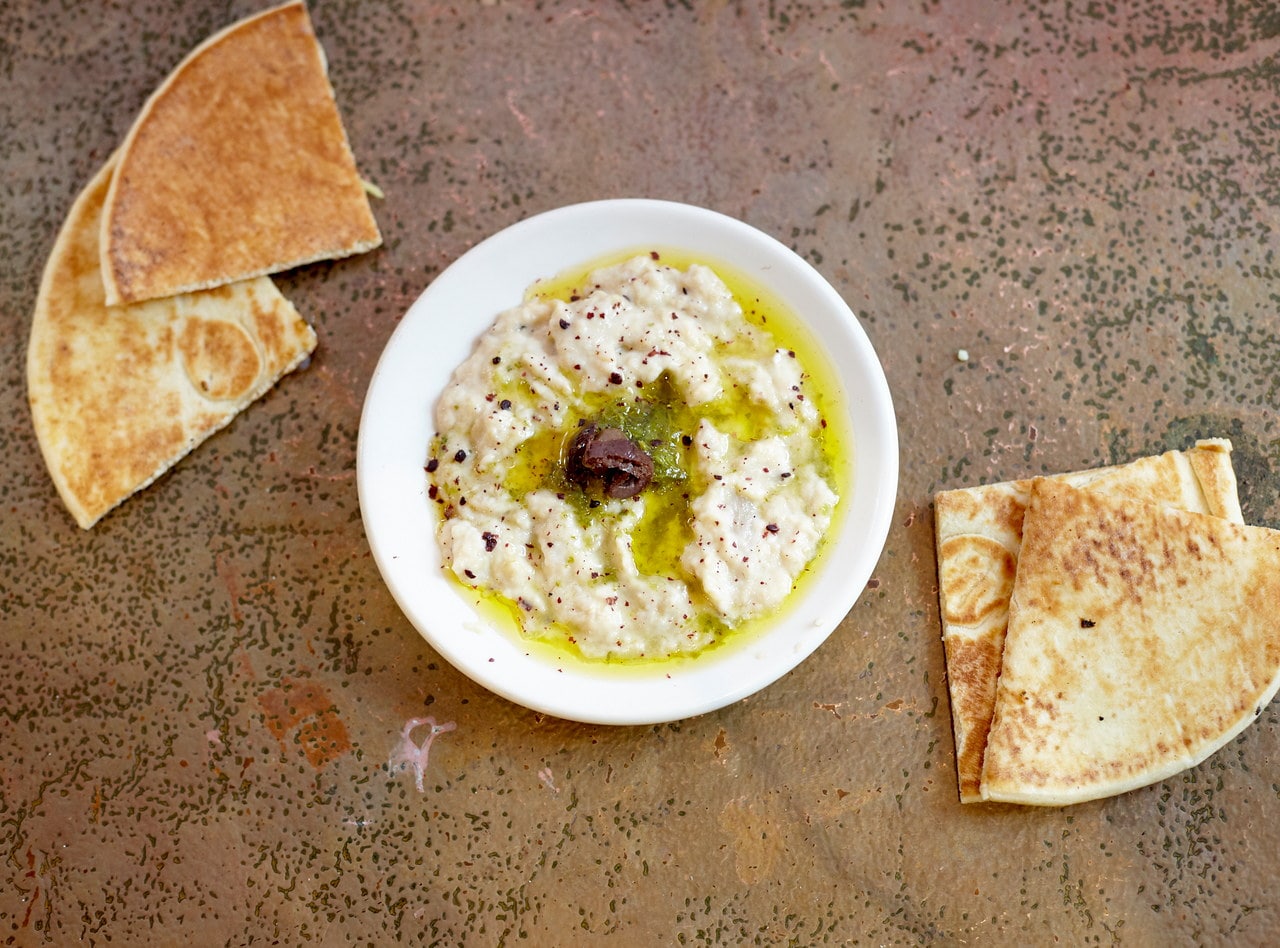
<box><xmin>357</xmin><ymin>200</ymin><xmax>897</xmax><ymax>725</ymax></box>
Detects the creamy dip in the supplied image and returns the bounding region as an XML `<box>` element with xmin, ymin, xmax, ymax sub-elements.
<box><xmin>427</xmin><ymin>254</ymin><xmax>839</xmax><ymax>661</ymax></box>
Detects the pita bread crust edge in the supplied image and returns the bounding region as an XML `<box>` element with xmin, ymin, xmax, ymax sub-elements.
<box><xmin>28</xmin><ymin>157</ymin><xmax>317</xmax><ymax>529</ymax></box>
<box><xmin>100</xmin><ymin>0</ymin><xmax>381</xmax><ymax>305</ymax></box>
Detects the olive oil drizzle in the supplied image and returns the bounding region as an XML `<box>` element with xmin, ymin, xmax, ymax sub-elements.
<box><xmin>428</xmin><ymin>249</ymin><xmax>850</xmax><ymax>667</ymax></box>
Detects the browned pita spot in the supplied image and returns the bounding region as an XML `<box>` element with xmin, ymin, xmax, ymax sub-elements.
<box><xmin>27</xmin><ymin>157</ymin><xmax>317</xmax><ymax>529</ymax></box>
<box><xmin>179</xmin><ymin>316</ymin><xmax>262</xmax><ymax>401</ymax></box>
<box><xmin>938</xmin><ymin>535</ymin><xmax>1016</xmax><ymax>627</ymax></box>
<box><xmin>980</xmin><ymin>479</ymin><xmax>1280</xmax><ymax>805</ymax></box>
<box><xmin>101</xmin><ymin>0</ymin><xmax>380</xmax><ymax>305</ymax></box>
<box><xmin>934</xmin><ymin>441</ymin><xmax>1242</xmax><ymax>802</ymax></box>
<box><xmin>941</xmin><ymin>629</ymin><xmax>1004</xmax><ymax>801</ymax></box>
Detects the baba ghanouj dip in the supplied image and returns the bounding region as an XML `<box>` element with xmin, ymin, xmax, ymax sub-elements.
<box><xmin>426</xmin><ymin>252</ymin><xmax>844</xmax><ymax>661</ymax></box>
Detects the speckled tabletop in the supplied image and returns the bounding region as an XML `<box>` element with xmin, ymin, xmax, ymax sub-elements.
<box><xmin>4</xmin><ymin>1</ymin><xmax>1280</xmax><ymax>944</ymax></box>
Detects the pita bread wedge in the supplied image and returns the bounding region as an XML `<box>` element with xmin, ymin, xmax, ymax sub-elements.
<box><xmin>980</xmin><ymin>479</ymin><xmax>1280</xmax><ymax>805</ymax></box>
<box><xmin>934</xmin><ymin>441</ymin><xmax>1242</xmax><ymax>802</ymax></box>
<box><xmin>28</xmin><ymin>157</ymin><xmax>317</xmax><ymax>529</ymax></box>
<box><xmin>101</xmin><ymin>0</ymin><xmax>380</xmax><ymax>305</ymax></box>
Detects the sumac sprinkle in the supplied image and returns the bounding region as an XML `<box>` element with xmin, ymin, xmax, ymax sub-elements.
<box><xmin>499</xmin><ymin>399</ymin><xmax>512</xmax><ymax>410</ymax></box>
<box><xmin>426</xmin><ymin>458</ymin><xmax>439</xmax><ymax>473</ymax></box>
<box><xmin>454</xmin><ymin>449</ymin><xmax>467</xmax><ymax>463</ymax></box>
<box><xmin>608</xmin><ymin>372</ymin><xmax>623</xmax><ymax>385</ymax></box>
<box><xmin>482</xmin><ymin>531</ymin><xmax>498</xmax><ymax>552</ymax></box>
<box><xmin>464</xmin><ymin>569</ymin><xmax>476</xmax><ymax>579</ymax></box>
<box><xmin>559</xmin><ymin>318</ymin><xmax>570</xmax><ymax>329</ymax></box>
<box><xmin>765</xmin><ymin>523</ymin><xmax>780</xmax><ymax>533</ymax></box>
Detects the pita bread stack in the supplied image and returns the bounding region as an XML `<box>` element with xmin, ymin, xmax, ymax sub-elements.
<box><xmin>28</xmin><ymin>158</ymin><xmax>317</xmax><ymax>529</ymax></box>
<box><xmin>936</xmin><ymin>440</ymin><xmax>1280</xmax><ymax>805</ymax></box>
<box><xmin>981</xmin><ymin>479</ymin><xmax>1280</xmax><ymax>804</ymax></box>
<box><xmin>27</xmin><ymin>2</ymin><xmax>379</xmax><ymax>528</ymax></box>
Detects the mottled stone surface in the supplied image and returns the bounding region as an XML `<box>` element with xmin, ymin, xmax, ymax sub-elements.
<box><xmin>4</xmin><ymin>1</ymin><xmax>1280</xmax><ymax>944</ymax></box>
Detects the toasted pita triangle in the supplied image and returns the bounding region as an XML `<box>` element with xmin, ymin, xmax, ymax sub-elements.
<box><xmin>934</xmin><ymin>441</ymin><xmax>1242</xmax><ymax>802</ymax></box>
<box><xmin>28</xmin><ymin>157</ymin><xmax>317</xmax><ymax>529</ymax></box>
<box><xmin>979</xmin><ymin>479</ymin><xmax>1280</xmax><ymax>805</ymax></box>
<box><xmin>100</xmin><ymin>0</ymin><xmax>380</xmax><ymax>305</ymax></box>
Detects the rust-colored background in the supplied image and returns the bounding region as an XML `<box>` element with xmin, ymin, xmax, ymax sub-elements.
<box><xmin>4</xmin><ymin>2</ymin><xmax>1279</xmax><ymax>944</ymax></box>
